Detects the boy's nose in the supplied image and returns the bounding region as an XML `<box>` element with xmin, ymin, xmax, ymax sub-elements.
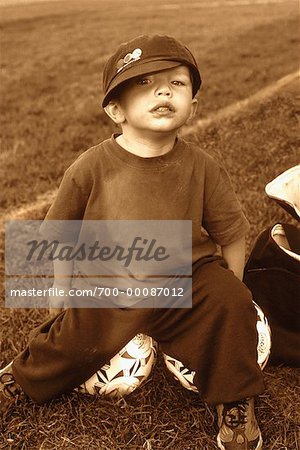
<box><xmin>155</xmin><ymin>84</ymin><xmax>172</xmax><ymax>97</ymax></box>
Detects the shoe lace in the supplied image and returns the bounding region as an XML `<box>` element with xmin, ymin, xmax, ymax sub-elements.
<box><xmin>0</xmin><ymin>372</ymin><xmax>19</xmax><ymax>399</ymax></box>
<box><xmin>222</xmin><ymin>399</ymin><xmax>249</xmax><ymax>429</ymax></box>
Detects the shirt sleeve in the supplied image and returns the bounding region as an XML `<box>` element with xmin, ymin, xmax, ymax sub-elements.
<box><xmin>39</xmin><ymin>164</ymin><xmax>91</xmax><ymax>242</ymax></box>
<box><xmin>202</xmin><ymin>158</ymin><xmax>250</xmax><ymax>246</ymax></box>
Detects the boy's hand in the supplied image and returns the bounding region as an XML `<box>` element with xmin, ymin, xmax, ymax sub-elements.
<box><xmin>49</xmin><ymin>307</ymin><xmax>64</xmax><ymax>317</ymax></box>
<box><xmin>47</xmin><ymin>242</ymin><xmax>74</xmax><ymax>316</ymax></box>
<box><xmin>48</xmin><ymin>283</ymin><xmax>70</xmax><ymax>317</ymax></box>
<box><xmin>221</xmin><ymin>236</ymin><xmax>246</xmax><ymax>281</ymax></box>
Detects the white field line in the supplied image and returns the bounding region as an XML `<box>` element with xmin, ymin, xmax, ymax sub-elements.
<box><xmin>182</xmin><ymin>70</ymin><xmax>299</xmax><ymax>135</ymax></box>
<box><xmin>3</xmin><ymin>190</ymin><xmax>57</xmax><ymax>220</ymax></box>
<box><xmin>2</xmin><ymin>69</ymin><xmax>299</xmax><ymax>222</ymax></box>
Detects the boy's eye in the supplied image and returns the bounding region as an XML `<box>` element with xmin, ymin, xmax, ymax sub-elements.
<box><xmin>137</xmin><ymin>78</ymin><xmax>151</xmax><ymax>85</ymax></box>
<box><xmin>172</xmin><ymin>80</ymin><xmax>185</xmax><ymax>86</ymax></box>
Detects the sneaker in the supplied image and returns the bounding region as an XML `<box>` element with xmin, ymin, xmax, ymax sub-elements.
<box><xmin>0</xmin><ymin>361</ymin><xmax>22</xmax><ymax>414</ymax></box>
<box><xmin>216</xmin><ymin>397</ymin><xmax>263</xmax><ymax>450</ymax></box>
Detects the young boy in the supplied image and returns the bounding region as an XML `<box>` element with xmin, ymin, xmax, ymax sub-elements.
<box><xmin>1</xmin><ymin>35</ymin><xmax>265</xmax><ymax>449</ymax></box>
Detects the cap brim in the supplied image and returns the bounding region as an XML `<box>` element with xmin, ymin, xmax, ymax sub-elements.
<box><xmin>265</xmin><ymin>165</ymin><xmax>300</xmax><ymax>220</ymax></box>
<box><xmin>102</xmin><ymin>60</ymin><xmax>183</xmax><ymax>107</ymax></box>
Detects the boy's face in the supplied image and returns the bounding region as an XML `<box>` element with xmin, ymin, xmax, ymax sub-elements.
<box><xmin>106</xmin><ymin>65</ymin><xmax>197</xmax><ymax>136</ymax></box>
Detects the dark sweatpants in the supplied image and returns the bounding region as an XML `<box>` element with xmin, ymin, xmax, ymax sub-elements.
<box><xmin>12</xmin><ymin>257</ymin><xmax>265</xmax><ymax>405</ymax></box>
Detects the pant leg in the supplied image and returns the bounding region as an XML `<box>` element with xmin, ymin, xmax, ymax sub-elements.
<box><xmin>149</xmin><ymin>257</ymin><xmax>265</xmax><ymax>405</ymax></box>
<box><xmin>12</xmin><ymin>306</ymin><xmax>152</xmax><ymax>404</ymax></box>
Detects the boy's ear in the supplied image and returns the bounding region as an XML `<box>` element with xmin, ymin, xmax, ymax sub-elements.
<box><xmin>104</xmin><ymin>101</ymin><xmax>125</xmax><ymax>124</ymax></box>
<box><xmin>188</xmin><ymin>98</ymin><xmax>198</xmax><ymax>122</ymax></box>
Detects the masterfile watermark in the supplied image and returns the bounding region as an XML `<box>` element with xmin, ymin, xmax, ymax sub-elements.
<box><xmin>26</xmin><ymin>237</ymin><xmax>170</xmax><ymax>267</ymax></box>
<box><xmin>5</xmin><ymin>220</ymin><xmax>192</xmax><ymax>308</ymax></box>
<box><xmin>6</xmin><ymin>281</ymin><xmax>192</xmax><ymax>309</ymax></box>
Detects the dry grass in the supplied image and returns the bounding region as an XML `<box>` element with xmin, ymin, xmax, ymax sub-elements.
<box><xmin>1</xmin><ymin>354</ymin><xmax>300</xmax><ymax>449</ymax></box>
<box><xmin>1</xmin><ymin>0</ymin><xmax>300</xmax><ymax>448</ymax></box>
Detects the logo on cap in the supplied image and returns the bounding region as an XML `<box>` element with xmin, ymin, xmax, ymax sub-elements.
<box><xmin>116</xmin><ymin>48</ymin><xmax>142</xmax><ymax>73</ymax></box>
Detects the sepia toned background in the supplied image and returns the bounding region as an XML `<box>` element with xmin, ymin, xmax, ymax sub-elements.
<box><xmin>1</xmin><ymin>0</ymin><xmax>299</xmax><ymax>448</ymax></box>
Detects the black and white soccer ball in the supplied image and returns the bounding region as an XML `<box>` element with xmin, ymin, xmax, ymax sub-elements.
<box><xmin>163</xmin><ymin>353</ymin><xmax>198</xmax><ymax>392</ymax></box>
<box><xmin>163</xmin><ymin>302</ymin><xmax>271</xmax><ymax>393</ymax></box>
<box><xmin>78</xmin><ymin>334</ymin><xmax>157</xmax><ymax>397</ymax></box>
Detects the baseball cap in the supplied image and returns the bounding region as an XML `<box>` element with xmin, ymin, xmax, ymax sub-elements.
<box><xmin>102</xmin><ymin>34</ymin><xmax>201</xmax><ymax>107</ymax></box>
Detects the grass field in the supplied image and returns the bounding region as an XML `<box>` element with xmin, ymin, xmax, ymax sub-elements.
<box><xmin>1</xmin><ymin>0</ymin><xmax>300</xmax><ymax>448</ymax></box>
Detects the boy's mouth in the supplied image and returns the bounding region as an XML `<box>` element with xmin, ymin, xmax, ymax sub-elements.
<box><xmin>150</xmin><ymin>102</ymin><xmax>175</xmax><ymax>113</ymax></box>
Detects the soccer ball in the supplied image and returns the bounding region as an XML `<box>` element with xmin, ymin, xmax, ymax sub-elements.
<box><xmin>78</xmin><ymin>334</ymin><xmax>157</xmax><ymax>397</ymax></box>
<box><xmin>163</xmin><ymin>302</ymin><xmax>271</xmax><ymax>393</ymax></box>
<box><xmin>163</xmin><ymin>353</ymin><xmax>198</xmax><ymax>392</ymax></box>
